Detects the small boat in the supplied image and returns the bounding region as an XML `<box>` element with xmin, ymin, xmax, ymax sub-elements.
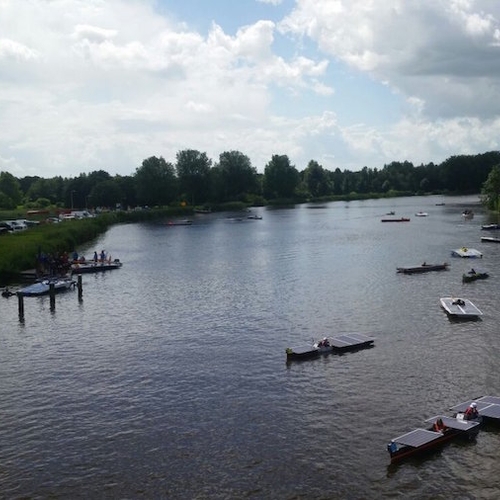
<box><xmin>440</xmin><ymin>297</ymin><xmax>483</xmax><ymax>319</ymax></box>
<box><xmin>18</xmin><ymin>277</ymin><xmax>76</xmax><ymax>297</ymax></box>
<box><xmin>194</xmin><ymin>208</ymin><xmax>211</xmax><ymax>214</ymax></box>
<box><xmin>449</xmin><ymin>396</ymin><xmax>500</xmax><ymax>425</ymax></box>
<box><xmin>387</xmin><ymin>415</ymin><xmax>480</xmax><ymax>464</ymax></box>
<box><xmin>462</xmin><ymin>269</ymin><xmax>489</xmax><ymax>283</ymax></box>
<box><xmin>286</xmin><ymin>333</ymin><xmax>375</xmax><ymax>360</ymax></box>
<box><xmin>397</xmin><ymin>263</ymin><xmax>448</xmax><ymax>274</ymax></box>
<box><xmin>167</xmin><ymin>219</ymin><xmax>192</xmax><ymax>226</ymax></box>
<box><xmin>481</xmin><ymin>236</ymin><xmax>500</xmax><ymax>244</ymax></box>
<box><xmin>481</xmin><ymin>223</ymin><xmax>500</xmax><ymax>231</ymax></box>
<box><xmin>451</xmin><ymin>247</ymin><xmax>482</xmax><ymax>258</ymax></box>
<box><xmin>381</xmin><ymin>217</ymin><xmax>410</xmax><ymax>222</ymax></box>
<box><xmin>247</xmin><ymin>214</ymin><xmax>262</xmax><ymax>220</ymax></box>
<box><xmin>415</xmin><ymin>212</ymin><xmax>428</xmax><ymax>217</ymax></box>
<box><xmin>386</xmin><ymin>211</ymin><xmax>395</xmax><ymax>215</ymax></box>
<box><xmin>462</xmin><ymin>209</ymin><xmax>474</xmax><ymax>219</ymax></box>
<box><xmin>71</xmin><ymin>259</ymin><xmax>123</xmax><ymax>274</ymax></box>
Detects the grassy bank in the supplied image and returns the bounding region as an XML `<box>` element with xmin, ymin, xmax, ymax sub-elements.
<box><xmin>0</xmin><ymin>207</ymin><xmax>194</xmax><ymax>284</ymax></box>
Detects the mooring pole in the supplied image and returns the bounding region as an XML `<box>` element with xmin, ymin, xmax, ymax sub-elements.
<box><xmin>77</xmin><ymin>275</ymin><xmax>83</xmax><ymax>299</ymax></box>
<box><xmin>49</xmin><ymin>282</ymin><xmax>55</xmax><ymax>310</ymax></box>
<box><xmin>17</xmin><ymin>292</ymin><xmax>24</xmax><ymax>320</ymax></box>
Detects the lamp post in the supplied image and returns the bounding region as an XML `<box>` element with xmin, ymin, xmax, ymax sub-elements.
<box><xmin>71</xmin><ymin>190</ymin><xmax>75</xmax><ymax>210</ymax></box>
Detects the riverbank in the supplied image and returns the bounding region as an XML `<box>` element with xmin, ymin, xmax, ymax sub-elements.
<box><xmin>0</xmin><ymin>207</ymin><xmax>193</xmax><ymax>284</ymax></box>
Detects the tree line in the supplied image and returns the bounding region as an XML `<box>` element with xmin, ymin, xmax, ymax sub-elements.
<box><xmin>1</xmin><ymin>149</ymin><xmax>500</xmax><ymax>211</ymax></box>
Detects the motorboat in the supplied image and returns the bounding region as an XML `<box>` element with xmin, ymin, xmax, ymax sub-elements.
<box><xmin>387</xmin><ymin>415</ymin><xmax>480</xmax><ymax>464</ymax></box>
<box><xmin>397</xmin><ymin>263</ymin><xmax>448</xmax><ymax>274</ymax></box>
<box><xmin>451</xmin><ymin>247</ymin><xmax>482</xmax><ymax>258</ymax></box>
<box><xmin>462</xmin><ymin>210</ymin><xmax>474</xmax><ymax>219</ymax></box>
<box><xmin>415</xmin><ymin>212</ymin><xmax>428</xmax><ymax>217</ymax></box>
<box><xmin>462</xmin><ymin>269</ymin><xmax>489</xmax><ymax>283</ymax></box>
<box><xmin>440</xmin><ymin>297</ymin><xmax>483</xmax><ymax>319</ymax></box>
<box><xmin>18</xmin><ymin>277</ymin><xmax>76</xmax><ymax>297</ymax></box>
<box><xmin>286</xmin><ymin>333</ymin><xmax>375</xmax><ymax>360</ymax></box>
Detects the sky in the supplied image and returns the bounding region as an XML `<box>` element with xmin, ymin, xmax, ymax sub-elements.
<box><xmin>2</xmin><ymin>0</ymin><xmax>500</xmax><ymax>179</ymax></box>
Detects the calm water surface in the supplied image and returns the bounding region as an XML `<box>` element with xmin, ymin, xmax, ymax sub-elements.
<box><xmin>1</xmin><ymin>195</ymin><xmax>500</xmax><ymax>499</ymax></box>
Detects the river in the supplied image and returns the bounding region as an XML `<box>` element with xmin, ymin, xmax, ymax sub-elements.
<box><xmin>1</xmin><ymin>195</ymin><xmax>500</xmax><ymax>499</ymax></box>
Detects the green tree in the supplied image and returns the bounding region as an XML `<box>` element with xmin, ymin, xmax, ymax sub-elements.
<box><xmin>0</xmin><ymin>171</ymin><xmax>23</xmax><ymax>207</ymax></box>
<box><xmin>213</xmin><ymin>151</ymin><xmax>257</xmax><ymax>202</ymax></box>
<box><xmin>264</xmin><ymin>154</ymin><xmax>299</xmax><ymax>199</ymax></box>
<box><xmin>481</xmin><ymin>164</ymin><xmax>500</xmax><ymax>210</ymax></box>
<box><xmin>303</xmin><ymin>160</ymin><xmax>330</xmax><ymax>198</ymax></box>
<box><xmin>176</xmin><ymin>149</ymin><xmax>212</xmax><ymax>205</ymax></box>
<box><xmin>89</xmin><ymin>180</ymin><xmax>124</xmax><ymax>208</ymax></box>
<box><xmin>135</xmin><ymin>156</ymin><xmax>178</xmax><ymax>206</ymax></box>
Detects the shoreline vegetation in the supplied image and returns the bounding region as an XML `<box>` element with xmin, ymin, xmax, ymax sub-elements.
<box><xmin>0</xmin><ymin>191</ymin><xmax>487</xmax><ymax>284</ymax></box>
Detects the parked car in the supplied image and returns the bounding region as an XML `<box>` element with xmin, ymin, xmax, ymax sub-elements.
<box><xmin>4</xmin><ymin>220</ymin><xmax>27</xmax><ymax>231</ymax></box>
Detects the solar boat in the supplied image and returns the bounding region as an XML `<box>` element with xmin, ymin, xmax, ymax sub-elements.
<box><xmin>451</xmin><ymin>247</ymin><xmax>482</xmax><ymax>258</ymax></box>
<box><xmin>397</xmin><ymin>262</ymin><xmax>448</xmax><ymax>274</ymax></box>
<box><xmin>286</xmin><ymin>333</ymin><xmax>375</xmax><ymax>360</ymax></box>
<box><xmin>450</xmin><ymin>396</ymin><xmax>500</xmax><ymax>425</ymax></box>
<box><xmin>387</xmin><ymin>415</ymin><xmax>480</xmax><ymax>464</ymax></box>
<box><xmin>440</xmin><ymin>297</ymin><xmax>483</xmax><ymax>319</ymax></box>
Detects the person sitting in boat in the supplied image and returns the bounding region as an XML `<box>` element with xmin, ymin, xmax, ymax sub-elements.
<box><xmin>464</xmin><ymin>402</ymin><xmax>479</xmax><ymax>420</ymax></box>
<box><xmin>452</xmin><ymin>298</ymin><xmax>465</xmax><ymax>306</ymax></box>
<box><xmin>318</xmin><ymin>338</ymin><xmax>330</xmax><ymax>348</ymax></box>
<box><xmin>433</xmin><ymin>418</ymin><xmax>447</xmax><ymax>433</ymax></box>
<box><xmin>469</xmin><ymin>268</ymin><xmax>476</xmax><ymax>275</ymax></box>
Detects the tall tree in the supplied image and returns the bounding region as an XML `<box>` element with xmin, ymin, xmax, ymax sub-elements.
<box><xmin>135</xmin><ymin>156</ymin><xmax>178</xmax><ymax>206</ymax></box>
<box><xmin>263</xmin><ymin>155</ymin><xmax>299</xmax><ymax>199</ymax></box>
<box><xmin>303</xmin><ymin>160</ymin><xmax>330</xmax><ymax>198</ymax></box>
<box><xmin>89</xmin><ymin>180</ymin><xmax>124</xmax><ymax>208</ymax></box>
<box><xmin>176</xmin><ymin>149</ymin><xmax>212</xmax><ymax>205</ymax></box>
<box><xmin>0</xmin><ymin>171</ymin><xmax>23</xmax><ymax>207</ymax></box>
<box><xmin>481</xmin><ymin>164</ymin><xmax>500</xmax><ymax>210</ymax></box>
<box><xmin>214</xmin><ymin>151</ymin><xmax>257</xmax><ymax>202</ymax></box>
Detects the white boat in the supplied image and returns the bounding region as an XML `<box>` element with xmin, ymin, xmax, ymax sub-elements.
<box><xmin>18</xmin><ymin>277</ymin><xmax>76</xmax><ymax>297</ymax></box>
<box><xmin>440</xmin><ymin>297</ymin><xmax>483</xmax><ymax>319</ymax></box>
<box><xmin>415</xmin><ymin>212</ymin><xmax>428</xmax><ymax>217</ymax></box>
<box><xmin>451</xmin><ymin>247</ymin><xmax>482</xmax><ymax>258</ymax></box>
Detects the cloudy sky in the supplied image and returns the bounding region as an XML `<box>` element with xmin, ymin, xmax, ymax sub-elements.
<box><xmin>2</xmin><ymin>0</ymin><xmax>500</xmax><ymax>178</ymax></box>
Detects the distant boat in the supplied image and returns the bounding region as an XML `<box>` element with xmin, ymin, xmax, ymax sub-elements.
<box><xmin>440</xmin><ymin>297</ymin><xmax>483</xmax><ymax>319</ymax></box>
<box><xmin>451</xmin><ymin>247</ymin><xmax>482</xmax><ymax>258</ymax></box>
<box><xmin>481</xmin><ymin>236</ymin><xmax>500</xmax><ymax>244</ymax></box>
<box><xmin>415</xmin><ymin>212</ymin><xmax>428</xmax><ymax>217</ymax></box>
<box><xmin>481</xmin><ymin>223</ymin><xmax>500</xmax><ymax>231</ymax></box>
<box><xmin>71</xmin><ymin>259</ymin><xmax>123</xmax><ymax>274</ymax></box>
<box><xmin>462</xmin><ymin>210</ymin><xmax>474</xmax><ymax>219</ymax></box>
<box><xmin>381</xmin><ymin>217</ymin><xmax>410</xmax><ymax>222</ymax></box>
<box><xmin>462</xmin><ymin>269</ymin><xmax>489</xmax><ymax>283</ymax></box>
<box><xmin>286</xmin><ymin>333</ymin><xmax>375</xmax><ymax>361</ymax></box>
<box><xmin>167</xmin><ymin>219</ymin><xmax>192</xmax><ymax>226</ymax></box>
<box><xmin>397</xmin><ymin>263</ymin><xmax>448</xmax><ymax>274</ymax></box>
<box><xmin>247</xmin><ymin>214</ymin><xmax>262</xmax><ymax>220</ymax></box>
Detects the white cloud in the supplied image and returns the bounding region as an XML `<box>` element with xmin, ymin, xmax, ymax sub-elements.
<box><xmin>1</xmin><ymin>0</ymin><xmax>500</xmax><ymax>178</ymax></box>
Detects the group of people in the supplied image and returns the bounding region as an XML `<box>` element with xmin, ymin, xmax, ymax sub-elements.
<box><xmin>432</xmin><ymin>402</ymin><xmax>479</xmax><ymax>433</ymax></box>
